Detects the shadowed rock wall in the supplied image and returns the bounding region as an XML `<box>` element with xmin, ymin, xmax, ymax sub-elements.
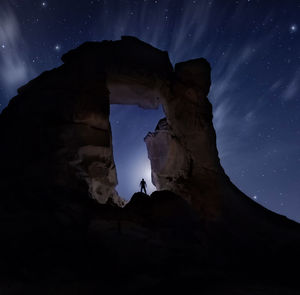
<box><xmin>145</xmin><ymin>58</ymin><xmax>225</xmax><ymax>219</ymax></box>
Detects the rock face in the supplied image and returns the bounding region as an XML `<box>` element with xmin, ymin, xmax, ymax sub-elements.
<box><xmin>145</xmin><ymin>58</ymin><xmax>224</xmax><ymax>218</ymax></box>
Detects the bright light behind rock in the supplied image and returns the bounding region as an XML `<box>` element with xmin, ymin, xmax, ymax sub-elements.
<box><xmin>126</xmin><ymin>151</ymin><xmax>156</xmax><ymax>196</ymax></box>
<box><xmin>110</xmin><ymin>105</ymin><xmax>164</xmax><ymax>200</ymax></box>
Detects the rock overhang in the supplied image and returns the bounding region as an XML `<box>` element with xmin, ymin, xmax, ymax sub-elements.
<box><xmin>61</xmin><ymin>36</ymin><xmax>174</xmax><ymax>109</ymax></box>
<box><xmin>62</xmin><ymin>36</ymin><xmax>173</xmax><ymax>75</ymax></box>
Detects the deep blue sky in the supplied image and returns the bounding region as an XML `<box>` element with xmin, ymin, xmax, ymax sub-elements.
<box><xmin>0</xmin><ymin>0</ymin><xmax>299</xmax><ymax>222</ymax></box>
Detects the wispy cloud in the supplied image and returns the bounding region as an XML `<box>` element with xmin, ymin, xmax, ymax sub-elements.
<box><xmin>167</xmin><ymin>2</ymin><xmax>212</xmax><ymax>61</ymax></box>
<box><xmin>269</xmin><ymin>79</ymin><xmax>283</xmax><ymax>92</ymax></box>
<box><xmin>91</xmin><ymin>1</ymin><xmax>215</xmax><ymax>62</ymax></box>
<box><xmin>282</xmin><ymin>70</ymin><xmax>300</xmax><ymax>101</ymax></box>
<box><xmin>209</xmin><ymin>42</ymin><xmax>270</xmax><ymax>162</ymax></box>
<box><xmin>0</xmin><ymin>3</ymin><xmax>35</xmax><ymax>98</ymax></box>
<box><xmin>211</xmin><ymin>45</ymin><xmax>254</xmax><ymax>102</ymax></box>
<box><xmin>91</xmin><ymin>0</ymin><xmax>172</xmax><ymax>49</ymax></box>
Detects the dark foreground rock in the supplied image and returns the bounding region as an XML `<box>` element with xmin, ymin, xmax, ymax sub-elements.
<box><xmin>0</xmin><ymin>188</ymin><xmax>299</xmax><ymax>294</ymax></box>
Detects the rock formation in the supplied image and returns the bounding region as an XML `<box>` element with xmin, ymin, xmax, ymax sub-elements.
<box><xmin>0</xmin><ymin>36</ymin><xmax>224</xmax><ymax>214</ymax></box>
<box><xmin>0</xmin><ymin>36</ymin><xmax>300</xmax><ymax>294</ymax></box>
<box><xmin>0</xmin><ymin>36</ymin><xmax>173</xmax><ymax>206</ymax></box>
<box><xmin>145</xmin><ymin>58</ymin><xmax>224</xmax><ymax>218</ymax></box>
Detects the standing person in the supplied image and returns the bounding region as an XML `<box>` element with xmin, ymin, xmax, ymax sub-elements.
<box><xmin>140</xmin><ymin>178</ymin><xmax>147</xmax><ymax>194</ymax></box>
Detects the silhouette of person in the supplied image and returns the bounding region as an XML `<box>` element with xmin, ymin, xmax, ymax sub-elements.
<box><xmin>140</xmin><ymin>178</ymin><xmax>147</xmax><ymax>194</ymax></box>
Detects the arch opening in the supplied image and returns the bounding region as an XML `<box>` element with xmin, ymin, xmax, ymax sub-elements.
<box><xmin>110</xmin><ymin>104</ymin><xmax>164</xmax><ymax>201</ymax></box>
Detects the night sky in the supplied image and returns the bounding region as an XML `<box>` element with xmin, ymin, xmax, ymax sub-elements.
<box><xmin>0</xmin><ymin>0</ymin><xmax>299</xmax><ymax>222</ymax></box>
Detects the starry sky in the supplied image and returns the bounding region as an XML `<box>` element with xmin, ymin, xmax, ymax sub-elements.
<box><xmin>0</xmin><ymin>0</ymin><xmax>299</xmax><ymax>221</ymax></box>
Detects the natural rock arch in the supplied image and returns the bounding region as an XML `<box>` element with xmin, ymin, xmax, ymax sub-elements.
<box><xmin>1</xmin><ymin>36</ymin><xmax>300</xmax><ymax>294</ymax></box>
<box><xmin>0</xmin><ymin>36</ymin><xmax>222</xmax><ymax>214</ymax></box>
<box><xmin>1</xmin><ymin>36</ymin><xmax>297</xmax><ymax>228</ymax></box>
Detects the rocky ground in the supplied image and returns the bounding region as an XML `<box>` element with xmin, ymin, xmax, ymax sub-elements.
<box><xmin>0</xmin><ymin>188</ymin><xmax>299</xmax><ymax>294</ymax></box>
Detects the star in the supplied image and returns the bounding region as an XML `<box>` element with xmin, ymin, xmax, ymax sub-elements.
<box><xmin>290</xmin><ymin>24</ymin><xmax>297</xmax><ymax>33</ymax></box>
<box><xmin>54</xmin><ymin>44</ymin><xmax>61</xmax><ymax>51</ymax></box>
<box><xmin>42</xmin><ymin>2</ymin><xmax>47</xmax><ymax>7</ymax></box>
<box><xmin>253</xmin><ymin>195</ymin><xmax>257</xmax><ymax>200</ymax></box>
<box><xmin>1</xmin><ymin>44</ymin><xmax>5</xmax><ymax>49</ymax></box>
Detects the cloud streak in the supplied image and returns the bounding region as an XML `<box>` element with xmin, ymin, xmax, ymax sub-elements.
<box><xmin>209</xmin><ymin>43</ymin><xmax>259</xmax><ymax>160</ymax></box>
<box><xmin>0</xmin><ymin>3</ymin><xmax>35</xmax><ymax>98</ymax></box>
<box><xmin>282</xmin><ymin>70</ymin><xmax>300</xmax><ymax>101</ymax></box>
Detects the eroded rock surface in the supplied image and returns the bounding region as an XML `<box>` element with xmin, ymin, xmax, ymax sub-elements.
<box><xmin>145</xmin><ymin>58</ymin><xmax>225</xmax><ymax>219</ymax></box>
